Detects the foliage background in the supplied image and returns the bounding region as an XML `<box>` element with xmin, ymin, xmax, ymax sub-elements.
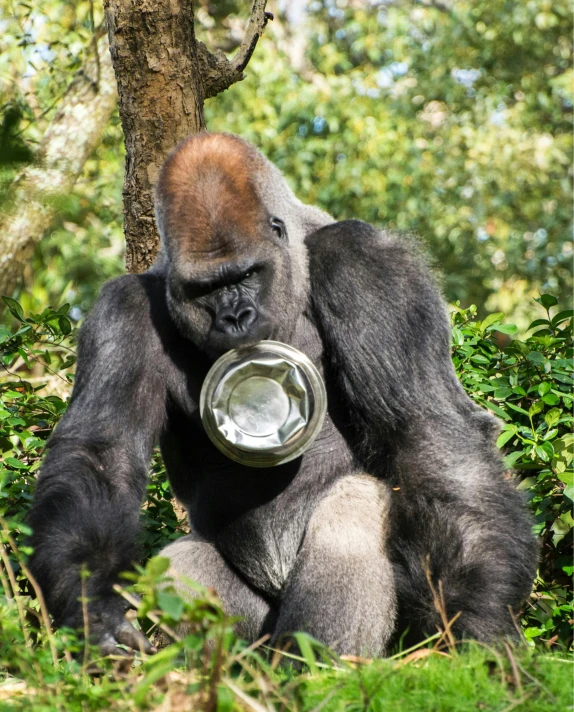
<box><xmin>0</xmin><ymin>0</ymin><xmax>572</xmax><ymax>326</ymax></box>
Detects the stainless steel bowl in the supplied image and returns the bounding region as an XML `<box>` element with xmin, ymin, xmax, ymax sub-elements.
<box><xmin>200</xmin><ymin>341</ymin><xmax>327</xmax><ymax>467</ymax></box>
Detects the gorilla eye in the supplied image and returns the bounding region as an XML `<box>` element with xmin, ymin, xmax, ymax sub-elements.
<box><xmin>270</xmin><ymin>217</ymin><xmax>287</xmax><ymax>240</ymax></box>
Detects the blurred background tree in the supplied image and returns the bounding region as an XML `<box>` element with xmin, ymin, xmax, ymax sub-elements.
<box><xmin>0</xmin><ymin>0</ymin><xmax>572</xmax><ymax>328</ymax></box>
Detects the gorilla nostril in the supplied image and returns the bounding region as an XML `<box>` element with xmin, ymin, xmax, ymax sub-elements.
<box><xmin>215</xmin><ymin>306</ymin><xmax>258</xmax><ymax>334</ymax></box>
<box><xmin>237</xmin><ymin>306</ymin><xmax>257</xmax><ymax>330</ymax></box>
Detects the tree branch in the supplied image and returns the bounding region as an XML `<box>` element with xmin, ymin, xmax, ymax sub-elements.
<box><xmin>0</xmin><ymin>33</ymin><xmax>117</xmax><ymax>299</ymax></box>
<box><xmin>198</xmin><ymin>0</ymin><xmax>272</xmax><ymax>99</ymax></box>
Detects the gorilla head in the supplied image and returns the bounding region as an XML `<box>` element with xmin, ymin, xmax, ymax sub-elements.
<box><xmin>154</xmin><ymin>133</ymin><xmax>330</xmax><ymax>357</ymax></box>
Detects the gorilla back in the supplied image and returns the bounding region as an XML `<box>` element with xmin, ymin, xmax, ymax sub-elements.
<box><xmin>28</xmin><ymin>132</ymin><xmax>537</xmax><ymax>657</ymax></box>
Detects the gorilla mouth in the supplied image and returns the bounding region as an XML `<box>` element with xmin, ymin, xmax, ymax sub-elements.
<box><xmin>204</xmin><ymin>324</ymin><xmax>273</xmax><ymax>359</ymax></box>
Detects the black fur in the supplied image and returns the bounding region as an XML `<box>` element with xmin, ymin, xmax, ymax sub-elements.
<box><xmin>307</xmin><ymin>220</ymin><xmax>537</xmax><ymax>642</ymax></box>
<box><xmin>28</xmin><ymin>147</ymin><xmax>537</xmax><ymax>657</ymax></box>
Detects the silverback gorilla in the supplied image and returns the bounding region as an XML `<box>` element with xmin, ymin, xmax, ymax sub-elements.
<box><xmin>28</xmin><ymin>133</ymin><xmax>537</xmax><ymax>657</ymax></box>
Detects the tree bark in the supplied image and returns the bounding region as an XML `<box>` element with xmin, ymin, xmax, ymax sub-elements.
<box><xmin>0</xmin><ymin>35</ymin><xmax>117</xmax><ymax>299</ymax></box>
<box><xmin>103</xmin><ymin>0</ymin><xmax>271</xmax><ymax>273</ymax></box>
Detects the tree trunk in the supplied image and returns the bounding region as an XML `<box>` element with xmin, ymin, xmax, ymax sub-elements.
<box><xmin>0</xmin><ymin>35</ymin><xmax>117</xmax><ymax>299</ymax></box>
<box><xmin>103</xmin><ymin>0</ymin><xmax>205</xmax><ymax>273</ymax></box>
<box><xmin>103</xmin><ymin>0</ymin><xmax>271</xmax><ymax>273</ymax></box>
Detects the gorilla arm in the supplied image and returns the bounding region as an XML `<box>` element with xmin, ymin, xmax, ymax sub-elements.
<box><xmin>28</xmin><ymin>274</ymin><xmax>167</xmax><ymax>654</ymax></box>
<box><xmin>307</xmin><ymin>221</ymin><xmax>537</xmax><ymax>641</ymax></box>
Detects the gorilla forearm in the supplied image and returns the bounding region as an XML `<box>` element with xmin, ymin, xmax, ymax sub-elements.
<box><xmin>389</xmin><ymin>418</ymin><xmax>537</xmax><ymax>641</ymax></box>
<box><xmin>28</xmin><ymin>440</ymin><xmax>146</xmax><ymax>627</ymax></box>
<box><xmin>29</xmin><ymin>274</ymin><xmax>167</xmax><ymax>639</ymax></box>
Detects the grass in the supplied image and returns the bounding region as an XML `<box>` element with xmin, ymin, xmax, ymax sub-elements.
<box><xmin>299</xmin><ymin>646</ymin><xmax>573</xmax><ymax>712</ymax></box>
<box><xmin>0</xmin><ymin>550</ymin><xmax>572</xmax><ymax>712</ymax></box>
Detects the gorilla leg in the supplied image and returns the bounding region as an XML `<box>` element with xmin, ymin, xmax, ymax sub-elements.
<box><xmin>272</xmin><ymin>474</ymin><xmax>396</xmax><ymax>657</ymax></box>
<box><xmin>160</xmin><ymin>532</ymin><xmax>274</xmax><ymax>641</ymax></box>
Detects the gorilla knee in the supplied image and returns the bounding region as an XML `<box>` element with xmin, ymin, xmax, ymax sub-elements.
<box><xmin>159</xmin><ymin>534</ymin><xmax>272</xmax><ymax>642</ymax></box>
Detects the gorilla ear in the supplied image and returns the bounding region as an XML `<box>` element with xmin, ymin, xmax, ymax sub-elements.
<box><xmin>270</xmin><ymin>217</ymin><xmax>287</xmax><ymax>241</ymax></box>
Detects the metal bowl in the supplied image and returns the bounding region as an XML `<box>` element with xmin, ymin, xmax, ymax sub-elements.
<box><xmin>200</xmin><ymin>341</ymin><xmax>327</xmax><ymax>467</ymax></box>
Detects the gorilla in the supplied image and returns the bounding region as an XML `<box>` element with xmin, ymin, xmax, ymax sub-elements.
<box><xmin>28</xmin><ymin>132</ymin><xmax>536</xmax><ymax>657</ymax></box>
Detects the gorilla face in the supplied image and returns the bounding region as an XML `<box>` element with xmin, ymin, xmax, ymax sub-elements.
<box><xmin>155</xmin><ymin>133</ymin><xmax>307</xmax><ymax>359</ymax></box>
<box><xmin>166</xmin><ymin>215</ymin><xmax>295</xmax><ymax>357</ymax></box>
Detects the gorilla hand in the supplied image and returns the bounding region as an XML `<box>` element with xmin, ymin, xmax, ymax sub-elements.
<box><xmin>87</xmin><ymin>597</ymin><xmax>156</xmax><ymax>657</ymax></box>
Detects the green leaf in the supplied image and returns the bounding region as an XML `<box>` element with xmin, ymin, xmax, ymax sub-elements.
<box><xmin>528</xmin><ymin>401</ymin><xmax>544</xmax><ymax>417</ymax></box>
<box><xmin>535</xmin><ymin>446</ymin><xmax>549</xmax><ymax>462</ymax></box>
<box><xmin>544</xmin><ymin>408</ymin><xmax>562</xmax><ymax>428</ymax></box>
<box><xmin>483</xmin><ymin>401</ymin><xmax>511</xmax><ymax>420</ymax></box>
<box><xmin>145</xmin><ymin>555</ymin><xmax>170</xmax><ymax>579</ymax></box>
<box><xmin>216</xmin><ymin>685</ymin><xmax>234</xmax><ymax>712</ymax></box>
<box><xmin>481</xmin><ymin>312</ymin><xmax>503</xmax><ymax>331</ymax></box>
<box><xmin>551</xmin><ymin>309</ymin><xmax>573</xmax><ymax>327</ymax></box>
<box><xmin>552</xmin><ymin>511</ymin><xmax>574</xmax><ymax>545</ymax></box>
<box><xmin>506</xmin><ymin>402</ymin><xmax>530</xmax><ymax>417</ymax></box>
<box><xmin>527</xmin><ymin>352</ymin><xmax>546</xmax><ymax>365</ymax></box>
<box><xmin>1</xmin><ymin>297</ymin><xmax>24</xmax><ymax>322</ymax></box>
<box><xmin>542</xmin><ymin>393</ymin><xmax>560</xmax><ymax>406</ymax></box>
<box><xmin>536</xmin><ymin>294</ymin><xmax>558</xmax><ymax>309</ymax></box>
<box><xmin>494</xmin><ymin>323</ymin><xmax>518</xmax><ymax>335</ymax></box>
<box><xmin>4</xmin><ymin>457</ymin><xmax>28</xmax><ymax>469</ymax></box>
<box><xmin>496</xmin><ymin>430</ymin><xmax>516</xmax><ymax>448</ymax></box>
<box><xmin>58</xmin><ymin>316</ymin><xmax>72</xmax><ymax>335</ymax></box>
<box><xmin>156</xmin><ymin>590</ymin><xmax>184</xmax><ymax>621</ymax></box>
<box><xmin>293</xmin><ymin>632</ymin><xmax>320</xmax><ymax>675</ymax></box>
<box><xmin>527</xmin><ymin>318</ymin><xmax>550</xmax><ymax>330</ymax></box>
<box><xmin>470</xmin><ymin>354</ymin><xmax>490</xmax><ymax>364</ymax></box>
<box><xmin>503</xmin><ymin>451</ymin><xmax>524</xmax><ymax>468</ymax></box>
<box><xmin>538</xmin><ymin>382</ymin><xmax>551</xmax><ymax>396</ymax></box>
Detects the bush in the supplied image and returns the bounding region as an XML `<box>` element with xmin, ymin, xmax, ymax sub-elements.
<box><xmin>0</xmin><ymin>295</ymin><xmax>572</xmax><ymax>650</ymax></box>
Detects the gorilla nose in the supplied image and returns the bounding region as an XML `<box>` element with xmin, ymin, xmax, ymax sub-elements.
<box><xmin>215</xmin><ymin>305</ymin><xmax>258</xmax><ymax>334</ymax></box>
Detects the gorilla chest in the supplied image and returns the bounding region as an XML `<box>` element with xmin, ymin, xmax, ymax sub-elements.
<box><xmin>161</xmin><ymin>410</ymin><xmax>353</xmax><ymax>598</ymax></box>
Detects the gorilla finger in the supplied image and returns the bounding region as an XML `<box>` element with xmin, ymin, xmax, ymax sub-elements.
<box><xmin>116</xmin><ymin>620</ymin><xmax>156</xmax><ymax>654</ymax></box>
<box><xmin>97</xmin><ymin>633</ymin><xmax>132</xmax><ymax>658</ymax></box>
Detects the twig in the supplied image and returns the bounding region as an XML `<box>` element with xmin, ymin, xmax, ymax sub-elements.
<box><xmin>508</xmin><ymin>605</ymin><xmax>528</xmax><ymax>646</ymax></box>
<box><xmin>89</xmin><ymin>3</ymin><xmax>101</xmax><ymax>89</ymax></box>
<box><xmin>513</xmin><ymin>655</ymin><xmax>557</xmax><ymax>703</ymax></box>
<box><xmin>500</xmin><ymin>692</ymin><xmax>533</xmax><ymax>712</ymax></box>
<box><xmin>81</xmin><ymin>567</ymin><xmax>90</xmax><ymax>673</ymax></box>
<box><xmin>224</xmin><ymin>678</ymin><xmax>272</xmax><ymax>712</ymax></box>
<box><xmin>424</xmin><ymin>556</ymin><xmax>459</xmax><ymax>651</ymax></box>
<box><xmin>231</xmin><ymin>633</ymin><xmax>271</xmax><ymax>662</ymax></box>
<box><xmin>197</xmin><ymin>0</ymin><xmax>272</xmax><ymax>98</ymax></box>
<box><xmin>0</xmin><ymin>517</ymin><xmax>58</xmax><ymax>666</ymax></box>
<box><xmin>230</xmin><ymin>0</ymin><xmax>273</xmax><ymax>74</ymax></box>
<box><xmin>503</xmin><ymin>640</ymin><xmax>523</xmax><ymax>695</ymax></box>
<box><xmin>388</xmin><ymin>631</ymin><xmax>442</xmax><ymax>660</ymax></box>
<box><xmin>0</xmin><ymin>546</ymin><xmax>30</xmax><ymax>646</ymax></box>
<box><xmin>112</xmin><ymin>584</ymin><xmax>181</xmax><ymax>642</ymax></box>
<box><xmin>0</xmin><ymin>557</ymin><xmax>13</xmax><ymax>601</ymax></box>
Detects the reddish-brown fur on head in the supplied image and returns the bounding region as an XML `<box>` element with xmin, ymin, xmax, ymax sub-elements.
<box><xmin>156</xmin><ymin>133</ymin><xmax>267</xmax><ymax>261</ymax></box>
